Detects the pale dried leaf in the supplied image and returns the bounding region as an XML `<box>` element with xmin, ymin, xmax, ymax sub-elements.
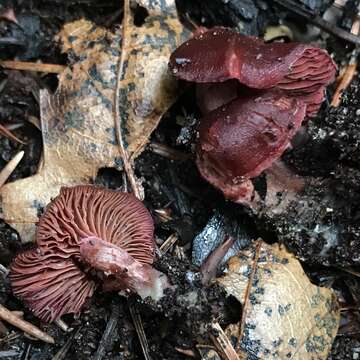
<box><xmin>217</xmin><ymin>241</ymin><xmax>340</xmax><ymax>359</ymax></box>
<box><xmin>0</xmin><ymin>1</ymin><xmax>189</xmax><ymax>243</ymax></box>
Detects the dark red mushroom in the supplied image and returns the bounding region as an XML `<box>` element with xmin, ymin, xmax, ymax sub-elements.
<box><xmin>10</xmin><ymin>185</ymin><xmax>169</xmax><ymax>323</ymax></box>
<box><xmin>169</xmin><ymin>27</ymin><xmax>336</xmax><ymax>117</ymax></box>
<box><xmin>168</xmin><ymin>27</ymin><xmax>336</xmax><ymax>205</ymax></box>
<box><xmin>196</xmin><ymin>92</ymin><xmax>306</xmax><ymax>203</ymax></box>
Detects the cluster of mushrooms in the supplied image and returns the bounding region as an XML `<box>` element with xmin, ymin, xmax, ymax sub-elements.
<box><xmin>169</xmin><ymin>27</ymin><xmax>336</xmax><ymax>205</ymax></box>
<box><xmin>9</xmin><ymin>27</ymin><xmax>336</xmax><ymax>323</ymax></box>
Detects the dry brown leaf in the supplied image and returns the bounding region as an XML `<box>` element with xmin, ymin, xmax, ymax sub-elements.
<box><xmin>0</xmin><ymin>1</ymin><xmax>189</xmax><ymax>243</ymax></box>
<box><xmin>217</xmin><ymin>241</ymin><xmax>340</xmax><ymax>359</ymax></box>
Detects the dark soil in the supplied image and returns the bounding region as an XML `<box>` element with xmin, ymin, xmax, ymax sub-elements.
<box><xmin>1</xmin><ymin>0</ymin><xmax>360</xmax><ymax>359</ymax></box>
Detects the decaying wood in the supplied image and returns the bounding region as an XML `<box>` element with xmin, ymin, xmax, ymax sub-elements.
<box><xmin>114</xmin><ymin>0</ymin><xmax>141</xmax><ymax>200</ymax></box>
<box><xmin>0</xmin><ymin>61</ymin><xmax>66</xmax><ymax>74</ymax></box>
<box><xmin>159</xmin><ymin>233</ymin><xmax>179</xmax><ymax>254</ymax></box>
<box><xmin>0</xmin><ymin>304</ymin><xmax>54</xmax><ymax>344</ymax></box>
<box><xmin>0</xmin><ymin>124</ymin><xmax>25</xmax><ymax>144</ymax></box>
<box><xmin>331</xmin><ymin>17</ymin><xmax>360</xmax><ymax>107</ymax></box>
<box><xmin>210</xmin><ymin>322</ymin><xmax>240</xmax><ymax>360</ymax></box>
<box><xmin>150</xmin><ymin>142</ymin><xmax>192</xmax><ymax>161</ymax></box>
<box><xmin>0</xmin><ymin>151</ymin><xmax>24</xmax><ymax>189</ymax></box>
<box><xmin>93</xmin><ymin>304</ymin><xmax>119</xmax><ymax>360</ymax></box>
<box><xmin>236</xmin><ymin>240</ymin><xmax>261</xmax><ymax>350</ymax></box>
<box><xmin>129</xmin><ymin>303</ymin><xmax>152</xmax><ymax>360</ymax></box>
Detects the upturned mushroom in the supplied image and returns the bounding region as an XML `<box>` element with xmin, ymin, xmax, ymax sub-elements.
<box><xmin>10</xmin><ymin>185</ymin><xmax>171</xmax><ymax>323</ymax></box>
<box><xmin>169</xmin><ymin>27</ymin><xmax>337</xmax><ymax>205</ymax></box>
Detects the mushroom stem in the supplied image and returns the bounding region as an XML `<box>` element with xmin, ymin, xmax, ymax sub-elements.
<box><xmin>80</xmin><ymin>237</ymin><xmax>172</xmax><ymax>301</ymax></box>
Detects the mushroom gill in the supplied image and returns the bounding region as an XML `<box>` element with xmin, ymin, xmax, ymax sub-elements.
<box><xmin>9</xmin><ymin>185</ymin><xmax>159</xmax><ymax>322</ymax></box>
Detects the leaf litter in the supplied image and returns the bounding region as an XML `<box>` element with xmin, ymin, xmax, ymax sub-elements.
<box><xmin>0</xmin><ymin>0</ymin><xmax>189</xmax><ymax>243</ymax></box>
<box><xmin>217</xmin><ymin>240</ymin><xmax>340</xmax><ymax>359</ymax></box>
<box><xmin>0</xmin><ymin>1</ymin><xmax>352</xmax><ymax>358</ymax></box>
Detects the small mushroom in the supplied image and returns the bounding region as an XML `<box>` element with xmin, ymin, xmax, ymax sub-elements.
<box><xmin>196</xmin><ymin>92</ymin><xmax>306</xmax><ymax>204</ymax></box>
<box><xmin>10</xmin><ymin>185</ymin><xmax>170</xmax><ymax>322</ymax></box>
<box><xmin>169</xmin><ymin>27</ymin><xmax>336</xmax><ymax>117</ymax></box>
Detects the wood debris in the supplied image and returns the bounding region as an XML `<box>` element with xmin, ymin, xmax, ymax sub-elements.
<box><xmin>0</xmin><ymin>304</ymin><xmax>54</xmax><ymax>344</ymax></box>
<box><xmin>0</xmin><ymin>151</ymin><xmax>24</xmax><ymax>189</ymax></box>
<box><xmin>0</xmin><ymin>61</ymin><xmax>66</xmax><ymax>74</ymax></box>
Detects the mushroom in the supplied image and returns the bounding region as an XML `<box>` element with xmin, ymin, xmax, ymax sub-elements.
<box><xmin>10</xmin><ymin>185</ymin><xmax>170</xmax><ymax>323</ymax></box>
<box><xmin>169</xmin><ymin>27</ymin><xmax>337</xmax><ymax>117</ymax></box>
<box><xmin>196</xmin><ymin>92</ymin><xmax>306</xmax><ymax>204</ymax></box>
<box><xmin>168</xmin><ymin>27</ymin><xmax>336</xmax><ymax>205</ymax></box>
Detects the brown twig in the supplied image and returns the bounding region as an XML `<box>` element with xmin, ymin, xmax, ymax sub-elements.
<box><xmin>0</xmin><ymin>123</ymin><xmax>25</xmax><ymax>144</ymax></box>
<box><xmin>114</xmin><ymin>0</ymin><xmax>141</xmax><ymax>200</ymax></box>
<box><xmin>159</xmin><ymin>233</ymin><xmax>178</xmax><ymax>254</ymax></box>
<box><xmin>175</xmin><ymin>347</ymin><xmax>197</xmax><ymax>357</ymax></box>
<box><xmin>129</xmin><ymin>303</ymin><xmax>152</xmax><ymax>360</ymax></box>
<box><xmin>0</xmin><ymin>61</ymin><xmax>65</xmax><ymax>74</ymax></box>
<box><xmin>236</xmin><ymin>240</ymin><xmax>262</xmax><ymax>351</ymax></box>
<box><xmin>201</xmin><ymin>236</ymin><xmax>235</xmax><ymax>286</ymax></box>
<box><xmin>210</xmin><ymin>322</ymin><xmax>240</xmax><ymax>360</ymax></box>
<box><xmin>273</xmin><ymin>0</ymin><xmax>360</xmax><ymax>46</ymax></box>
<box><xmin>331</xmin><ymin>18</ymin><xmax>360</xmax><ymax>107</ymax></box>
<box><xmin>0</xmin><ymin>304</ymin><xmax>54</xmax><ymax>344</ymax></box>
<box><xmin>149</xmin><ymin>142</ymin><xmax>192</xmax><ymax>161</ymax></box>
<box><xmin>93</xmin><ymin>304</ymin><xmax>119</xmax><ymax>360</ymax></box>
<box><xmin>55</xmin><ymin>319</ymin><xmax>72</xmax><ymax>332</ymax></box>
<box><xmin>331</xmin><ymin>63</ymin><xmax>357</xmax><ymax>107</ymax></box>
<box><xmin>0</xmin><ymin>150</ymin><xmax>24</xmax><ymax>188</ymax></box>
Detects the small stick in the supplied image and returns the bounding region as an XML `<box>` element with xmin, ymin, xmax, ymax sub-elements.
<box><xmin>11</xmin><ymin>311</ymin><xmax>24</xmax><ymax>318</ymax></box>
<box><xmin>154</xmin><ymin>208</ymin><xmax>172</xmax><ymax>223</ymax></box>
<box><xmin>93</xmin><ymin>304</ymin><xmax>119</xmax><ymax>360</ymax></box>
<box><xmin>0</xmin><ymin>38</ymin><xmax>25</xmax><ymax>46</ymax></box>
<box><xmin>331</xmin><ymin>18</ymin><xmax>360</xmax><ymax>107</ymax></box>
<box><xmin>0</xmin><ymin>150</ymin><xmax>24</xmax><ymax>188</ymax></box>
<box><xmin>24</xmin><ymin>344</ymin><xmax>31</xmax><ymax>360</ymax></box>
<box><xmin>210</xmin><ymin>322</ymin><xmax>240</xmax><ymax>360</ymax></box>
<box><xmin>201</xmin><ymin>236</ymin><xmax>235</xmax><ymax>286</ymax></box>
<box><xmin>330</xmin><ymin>63</ymin><xmax>357</xmax><ymax>107</ymax></box>
<box><xmin>55</xmin><ymin>319</ymin><xmax>72</xmax><ymax>332</ymax></box>
<box><xmin>0</xmin><ymin>350</ymin><xmax>19</xmax><ymax>357</ymax></box>
<box><xmin>129</xmin><ymin>303</ymin><xmax>152</xmax><ymax>360</ymax></box>
<box><xmin>273</xmin><ymin>0</ymin><xmax>360</xmax><ymax>46</ymax></box>
<box><xmin>175</xmin><ymin>347</ymin><xmax>196</xmax><ymax>357</ymax></box>
<box><xmin>0</xmin><ymin>123</ymin><xmax>25</xmax><ymax>144</ymax></box>
<box><xmin>0</xmin><ymin>304</ymin><xmax>54</xmax><ymax>344</ymax></box>
<box><xmin>236</xmin><ymin>240</ymin><xmax>262</xmax><ymax>351</ymax></box>
<box><xmin>0</xmin><ymin>264</ymin><xmax>8</xmax><ymax>276</ymax></box>
<box><xmin>0</xmin><ymin>61</ymin><xmax>65</xmax><ymax>74</ymax></box>
<box><xmin>114</xmin><ymin>0</ymin><xmax>142</xmax><ymax>200</ymax></box>
<box><xmin>52</xmin><ymin>327</ymin><xmax>82</xmax><ymax>360</ymax></box>
<box><xmin>149</xmin><ymin>142</ymin><xmax>191</xmax><ymax>161</ymax></box>
<box><xmin>159</xmin><ymin>233</ymin><xmax>178</xmax><ymax>254</ymax></box>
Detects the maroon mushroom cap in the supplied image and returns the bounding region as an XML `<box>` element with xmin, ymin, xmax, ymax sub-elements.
<box><xmin>196</xmin><ymin>92</ymin><xmax>306</xmax><ymax>202</ymax></box>
<box><xmin>9</xmin><ymin>185</ymin><xmax>155</xmax><ymax>322</ymax></box>
<box><xmin>169</xmin><ymin>27</ymin><xmax>336</xmax><ymax>117</ymax></box>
